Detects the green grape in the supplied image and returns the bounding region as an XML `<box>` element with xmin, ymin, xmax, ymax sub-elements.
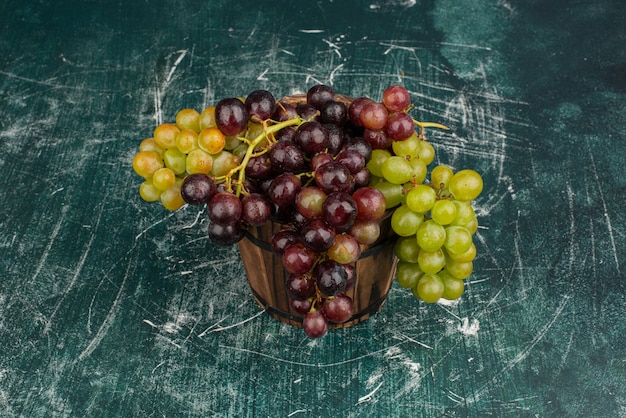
<box><xmin>463</xmin><ymin>216</ymin><xmax>478</xmax><ymax>234</ymax></box>
<box><xmin>160</xmin><ymin>178</ymin><xmax>185</xmax><ymax>210</ymax></box>
<box><xmin>373</xmin><ymin>181</ymin><xmax>405</xmax><ymax>209</ymax></box>
<box><xmin>417</xmin><ymin>248</ymin><xmax>445</xmax><ymax>274</ymax></box>
<box><xmin>185</xmin><ymin>149</ymin><xmax>213</xmax><ymax>174</ymax></box>
<box><xmin>446</xmin><ymin>259</ymin><xmax>473</xmax><ymax>279</ymax></box>
<box><xmin>224</xmin><ymin>135</ymin><xmax>242</xmax><ymax>151</ymax></box>
<box><xmin>153</xmin><ymin>123</ymin><xmax>180</xmax><ymax>149</ymax></box>
<box><xmin>152</xmin><ymin>167</ymin><xmax>176</xmax><ymax>191</ymax></box>
<box><xmin>199</xmin><ymin>106</ymin><xmax>216</xmax><ymax>130</ymax></box>
<box><xmin>439</xmin><ymin>269</ymin><xmax>465</xmax><ymax>300</ymax></box>
<box><xmin>391</xmin><ymin>205</ymin><xmax>423</xmax><ymax>236</ymax></box>
<box><xmin>447</xmin><ymin>242</ymin><xmax>476</xmax><ymax>262</ymax></box>
<box><xmin>139</xmin><ymin>180</ymin><xmax>161</xmax><ymax>202</ymax></box>
<box><xmin>406</xmin><ymin>184</ymin><xmax>437</xmax><ymax>213</ymax></box>
<box><xmin>444</xmin><ymin>226</ymin><xmax>473</xmax><ymax>255</ymax></box>
<box><xmin>430</xmin><ymin>165</ymin><xmax>454</xmax><ymax>191</ymax></box>
<box><xmin>175</xmin><ymin>129</ymin><xmax>199</xmax><ymax>154</ymax></box>
<box><xmin>163</xmin><ymin>148</ymin><xmax>187</xmax><ymax>175</ymax></box>
<box><xmin>132</xmin><ymin>150</ymin><xmax>164</xmax><ymax>179</ymax></box>
<box><xmin>366</xmin><ymin>149</ymin><xmax>391</xmax><ymax>178</ymax></box>
<box><xmin>417</xmin><ymin>140</ymin><xmax>435</xmax><ymax>165</ymax></box>
<box><xmin>175</xmin><ymin>108</ymin><xmax>200</xmax><ymax>132</ymax></box>
<box><xmin>409</xmin><ymin>158</ymin><xmax>427</xmax><ymax>184</ymax></box>
<box><xmin>416</xmin><ymin>220</ymin><xmax>446</xmax><ymax>251</ymax></box>
<box><xmin>394</xmin><ymin>236</ymin><xmax>421</xmax><ymax>263</ymax></box>
<box><xmin>413</xmin><ymin>273</ymin><xmax>444</xmax><ymax>303</ymax></box>
<box><xmin>449</xmin><ymin>169</ymin><xmax>483</xmax><ymax>201</ymax></box>
<box><xmin>382</xmin><ymin>156</ymin><xmax>413</xmax><ymax>185</ymax></box>
<box><xmin>431</xmin><ymin>199</ymin><xmax>457</xmax><ymax>225</ymax></box>
<box><xmin>210</xmin><ymin>150</ymin><xmax>239</xmax><ymax>177</ymax></box>
<box><xmin>451</xmin><ymin>200</ymin><xmax>475</xmax><ymax>225</ymax></box>
<box><xmin>391</xmin><ymin>133</ymin><xmax>420</xmax><ymax>157</ymax></box>
<box><xmin>396</xmin><ymin>261</ymin><xmax>424</xmax><ymax>288</ymax></box>
<box><xmin>139</xmin><ymin>137</ymin><xmax>165</xmax><ymax>157</ymax></box>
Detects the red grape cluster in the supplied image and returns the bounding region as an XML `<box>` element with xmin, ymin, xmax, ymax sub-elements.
<box><xmin>132</xmin><ymin>83</ymin><xmax>470</xmax><ymax>338</ymax></box>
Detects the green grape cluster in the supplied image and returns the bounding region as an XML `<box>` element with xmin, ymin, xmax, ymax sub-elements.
<box><xmin>368</xmin><ymin>120</ymin><xmax>483</xmax><ymax>304</ymax></box>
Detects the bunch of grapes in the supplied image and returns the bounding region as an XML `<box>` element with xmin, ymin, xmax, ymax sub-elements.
<box><xmin>131</xmin><ymin>83</ymin><xmax>483</xmax><ymax>338</ymax></box>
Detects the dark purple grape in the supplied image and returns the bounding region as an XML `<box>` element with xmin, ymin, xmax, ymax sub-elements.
<box><xmin>271</xmin><ymin>203</ymin><xmax>296</xmax><ymax>224</ymax></box>
<box><xmin>291</xmin><ymin>210</ymin><xmax>308</xmax><ymax>229</ymax></box>
<box><xmin>245</xmin><ymin>90</ymin><xmax>276</xmax><ymax>121</ymax></box>
<box><xmin>322</xmin><ymin>192</ymin><xmax>357</xmax><ymax>230</ymax></box>
<box><xmin>296</xmin><ymin>103</ymin><xmax>317</xmax><ymax>120</ymax></box>
<box><xmin>271</xmin><ymin>229</ymin><xmax>299</xmax><ymax>255</ymax></box>
<box><xmin>268</xmin><ymin>173</ymin><xmax>301</xmax><ymax>206</ymax></box>
<box><xmin>215</xmin><ymin>97</ymin><xmax>249</xmax><ymax>136</ymax></box>
<box><xmin>180</xmin><ymin>173</ymin><xmax>216</xmax><ymax>205</ymax></box>
<box><xmin>353</xmin><ymin>168</ymin><xmax>371</xmax><ymax>188</ymax></box>
<box><xmin>335</xmin><ymin>149</ymin><xmax>366</xmax><ymax>174</ymax></box>
<box><xmin>323</xmin><ymin>293</ymin><xmax>354</xmax><ymax>323</ymax></box>
<box><xmin>269</xmin><ymin>140</ymin><xmax>306</xmax><ymax>173</ymax></box>
<box><xmin>341</xmin><ymin>137</ymin><xmax>372</xmax><ymax>162</ymax></box>
<box><xmin>241</xmin><ymin>193</ymin><xmax>272</xmax><ymax>226</ymax></box>
<box><xmin>273</xmin><ymin>101</ymin><xmax>299</xmax><ymax>122</ymax></box>
<box><xmin>208</xmin><ymin>221</ymin><xmax>244</xmax><ymax>246</ymax></box>
<box><xmin>275</xmin><ymin>126</ymin><xmax>297</xmax><ymax>142</ymax></box>
<box><xmin>303</xmin><ymin>310</ymin><xmax>328</xmax><ymax>338</ymax></box>
<box><xmin>344</xmin><ymin>264</ymin><xmax>356</xmax><ymax>291</ymax></box>
<box><xmin>245</xmin><ymin>153</ymin><xmax>272</xmax><ymax>179</ymax></box>
<box><xmin>320</xmin><ymin>100</ymin><xmax>348</xmax><ymax>125</ymax></box>
<box><xmin>301</xmin><ymin>218</ymin><xmax>336</xmax><ymax>252</ymax></box>
<box><xmin>348</xmin><ymin>97</ymin><xmax>375</xmax><ymax>126</ymax></box>
<box><xmin>363</xmin><ymin>129</ymin><xmax>392</xmax><ymax>150</ymax></box>
<box><xmin>285</xmin><ymin>273</ymin><xmax>316</xmax><ymax>300</ymax></box>
<box><xmin>352</xmin><ymin>186</ymin><xmax>386</xmax><ymax>221</ymax></box>
<box><xmin>310</xmin><ymin>152</ymin><xmax>333</xmax><ymax>172</ymax></box>
<box><xmin>295</xmin><ymin>121</ymin><xmax>329</xmax><ymax>156</ymax></box>
<box><xmin>282</xmin><ymin>243</ymin><xmax>316</xmax><ymax>274</ymax></box>
<box><xmin>307</xmin><ymin>85</ymin><xmax>335</xmax><ymax>110</ymax></box>
<box><xmin>314</xmin><ymin>260</ymin><xmax>347</xmax><ymax>296</ymax></box>
<box><xmin>324</xmin><ymin>124</ymin><xmax>345</xmax><ymax>155</ymax></box>
<box><xmin>314</xmin><ymin>161</ymin><xmax>353</xmax><ymax>194</ymax></box>
<box><xmin>385</xmin><ymin>112</ymin><xmax>415</xmax><ymax>141</ymax></box>
<box><xmin>208</xmin><ymin>192</ymin><xmax>242</xmax><ymax>224</ymax></box>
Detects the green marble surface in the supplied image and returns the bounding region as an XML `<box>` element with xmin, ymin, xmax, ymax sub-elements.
<box><xmin>1</xmin><ymin>0</ymin><xmax>625</xmax><ymax>417</ymax></box>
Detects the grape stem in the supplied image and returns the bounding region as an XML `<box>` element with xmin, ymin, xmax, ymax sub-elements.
<box><xmin>413</xmin><ymin>119</ymin><xmax>450</xmax><ymax>139</ymax></box>
<box><xmin>233</xmin><ymin>117</ymin><xmax>305</xmax><ymax>196</ymax></box>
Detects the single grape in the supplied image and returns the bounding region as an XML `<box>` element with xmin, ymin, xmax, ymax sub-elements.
<box><xmin>133</xmin><ymin>151</ymin><xmax>164</xmax><ymax>179</ymax></box>
<box><xmin>348</xmin><ymin>220</ymin><xmax>381</xmax><ymax>245</ymax></box>
<box><xmin>352</xmin><ymin>187</ymin><xmax>386</xmax><ymax>221</ymax></box>
<box><xmin>160</xmin><ymin>180</ymin><xmax>185</xmax><ymax>210</ymax></box>
<box><xmin>324</xmin><ymin>124</ymin><xmax>345</xmax><ymax>155</ymax></box>
<box><xmin>445</xmin><ymin>259</ymin><xmax>473</xmax><ymax>279</ymax></box>
<box><xmin>176</xmin><ymin>108</ymin><xmax>200</xmax><ymax>132</ymax></box>
<box><xmin>335</xmin><ymin>149</ymin><xmax>366</xmax><ymax>175</ymax></box>
<box><xmin>341</xmin><ymin>137</ymin><xmax>372</xmax><ymax>162</ymax></box>
<box><xmin>175</xmin><ymin>129</ymin><xmax>199</xmax><ymax>154</ymax></box>
<box><xmin>303</xmin><ymin>310</ymin><xmax>328</xmax><ymax>338</ymax></box>
<box><xmin>185</xmin><ymin>149</ymin><xmax>213</xmax><ymax>174</ymax></box>
<box><xmin>210</xmin><ymin>150</ymin><xmax>239</xmax><ymax>177</ymax></box>
<box><xmin>245</xmin><ymin>153</ymin><xmax>273</xmax><ymax>179</ymax></box>
<box><xmin>153</xmin><ymin>123</ymin><xmax>180</xmax><ymax>149</ymax></box>
<box><xmin>271</xmin><ymin>229</ymin><xmax>299</xmax><ymax>255</ymax></box>
<box><xmin>314</xmin><ymin>161</ymin><xmax>353</xmax><ymax>194</ymax></box>
<box><xmin>320</xmin><ymin>100</ymin><xmax>347</xmax><ymax>125</ymax></box>
<box><xmin>385</xmin><ymin>112</ymin><xmax>415</xmax><ymax>141</ymax></box>
<box><xmin>296</xmin><ymin>103</ymin><xmax>318</xmax><ymax>120</ymax></box>
<box><xmin>405</xmin><ymin>184</ymin><xmax>437</xmax><ymax>213</ymax></box>
<box><xmin>139</xmin><ymin>181</ymin><xmax>161</xmax><ymax>202</ymax></box>
<box><xmin>273</xmin><ymin>101</ymin><xmax>298</xmax><ymax>122</ymax></box>
<box><xmin>394</xmin><ymin>236</ymin><xmax>421</xmax><ymax>263</ymax></box>
<box><xmin>359</xmin><ymin>102</ymin><xmax>388</xmax><ymax>131</ymax></box>
<box><xmin>290</xmin><ymin>298</ymin><xmax>313</xmax><ymax>315</ymax></box>
<box><xmin>300</xmin><ymin>218</ymin><xmax>336</xmax><ymax>252</ymax></box>
<box><xmin>451</xmin><ymin>201</ymin><xmax>476</xmax><ymax>225</ymax></box>
<box><xmin>391</xmin><ymin>133</ymin><xmax>421</xmax><ymax>158</ymax></box>
<box><xmin>447</xmin><ymin>242</ymin><xmax>477</xmax><ymax>263</ymax></box>
<box><xmin>449</xmin><ymin>169</ymin><xmax>484</xmax><ymax>201</ymax></box>
<box><xmin>372</xmin><ymin>180</ymin><xmax>404</xmax><ymax>209</ymax></box>
<box><xmin>180</xmin><ymin>173</ymin><xmax>216</xmax><ymax>205</ymax></box>
<box><xmin>382</xmin><ymin>156</ymin><xmax>413</xmax><ymax>185</ymax></box>
<box><xmin>417</xmin><ymin>248</ymin><xmax>445</xmax><ymax>275</ymax></box>
<box><xmin>444</xmin><ymin>225</ymin><xmax>473</xmax><ymax>255</ymax></box>
<box><xmin>416</xmin><ymin>220</ymin><xmax>446</xmax><ymax>251</ymax></box>
<box><xmin>208</xmin><ymin>221</ymin><xmax>244</xmax><ymax>246</ymax></box>
<box><xmin>322</xmin><ymin>192</ymin><xmax>357</xmax><ymax>230</ymax></box>
<box><xmin>327</xmin><ymin>233</ymin><xmax>361</xmax><ymax>264</ymax></box>
<box><xmin>418</xmin><ymin>140</ymin><xmax>435</xmax><ymax>165</ymax></box>
<box><xmin>295</xmin><ymin>186</ymin><xmax>327</xmax><ymax>219</ymax></box>
<box><xmin>268</xmin><ymin>173</ymin><xmax>302</xmax><ymax>207</ymax></box>
<box><xmin>198</xmin><ymin>127</ymin><xmax>226</xmax><ymax>154</ymax></box>
<box><xmin>439</xmin><ymin>269</ymin><xmax>465</xmax><ymax>300</ymax></box>
<box><xmin>382</xmin><ymin>85</ymin><xmax>411</xmax><ymax>112</ymax></box>
<box><xmin>164</xmin><ymin>148</ymin><xmax>187</xmax><ymax>175</ymax></box>
<box><xmin>310</xmin><ymin>152</ymin><xmax>334</xmax><ymax>172</ymax></box>
<box><xmin>295</xmin><ymin>121</ymin><xmax>329</xmax><ymax>155</ymax></box>
<box><xmin>396</xmin><ymin>261</ymin><xmax>424</xmax><ymax>288</ymax></box>
<box><xmin>245</xmin><ymin>90</ymin><xmax>277</xmax><ymax>122</ymax></box>
<box><xmin>431</xmin><ymin>199</ymin><xmax>458</xmax><ymax>225</ymax></box>
<box><xmin>391</xmin><ymin>204</ymin><xmax>423</xmax><ymax>236</ymax></box>
<box><xmin>348</xmin><ymin>97</ymin><xmax>375</xmax><ymax>126</ymax></box>
<box><xmin>353</xmin><ymin>168</ymin><xmax>371</xmax><ymax>188</ymax></box>
<box><xmin>314</xmin><ymin>260</ymin><xmax>348</xmax><ymax>296</ymax></box>
<box><xmin>363</xmin><ymin>129</ymin><xmax>392</xmax><ymax>150</ymax></box>
<box><xmin>215</xmin><ymin>97</ymin><xmax>249</xmax><ymax>136</ymax></box>
<box><xmin>241</xmin><ymin>193</ymin><xmax>272</xmax><ymax>227</ymax></box>
<box><xmin>282</xmin><ymin>243</ymin><xmax>316</xmax><ymax>274</ymax></box>
<box><xmin>275</xmin><ymin>126</ymin><xmax>297</xmax><ymax>142</ymax></box>
<box><xmin>139</xmin><ymin>137</ymin><xmax>165</xmax><ymax>157</ymax></box>
<box><xmin>199</xmin><ymin>106</ymin><xmax>216</xmax><ymax>130</ymax></box>
<box><xmin>323</xmin><ymin>294</ymin><xmax>354</xmax><ymax>323</ymax></box>
<box><xmin>269</xmin><ymin>140</ymin><xmax>306</xmax><ymax>173</ymax></box>
<box><xmin>151</xmin><ymin>168</ymin><xmax>176</xmax><ymax>191</ymax></box>
<box><xmin>208</xmin><ymin>192</ymin><xmax>242</xmax><ymax>224</ymax></box>
<box><xmin>409</xmin><ymin>158</ymin><xmax>428</xmax><ymax>184</ymax></box>
<box><xmin>431</xmin><ymin>165</ymin><xmax>454</xmax><ymax>191</ymax></box>
<box><xmin>307</xmin><ymin>84</ymin><xmax>335</xmax><ymax>110</ymax></box>
<box><xmin>414</xmin><ymin>274</ymin><xmax>444</xmax><ymax>303</ymax></box>
<box><xmin>285</xmin><ymin>273</ymin><xmax>316</xmax><ymax>300</ymax></box>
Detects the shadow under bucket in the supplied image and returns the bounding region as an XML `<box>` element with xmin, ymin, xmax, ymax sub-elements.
<box><xmin>237</xmin><ymin>215</ymin><xmax>398</xmax><ymax>329</ymax></box>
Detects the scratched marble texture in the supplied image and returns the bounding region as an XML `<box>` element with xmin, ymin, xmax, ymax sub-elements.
<box><xmin>0</xmin><ymin>0</ymin><xmax>624</xmax><ymax>417</ymax></box>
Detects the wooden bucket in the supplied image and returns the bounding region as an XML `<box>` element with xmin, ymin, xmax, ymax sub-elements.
<box><xmin>237</xmin><ymin>215</ymin><xmax>398</xmax><ymax>328</ymax></box>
